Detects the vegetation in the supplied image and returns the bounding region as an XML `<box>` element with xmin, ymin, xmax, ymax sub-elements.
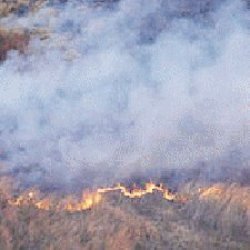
<box><xmin>0</xmin><ymin>181</ymin><xmax>249</xmax><ymax>250</ymax></box>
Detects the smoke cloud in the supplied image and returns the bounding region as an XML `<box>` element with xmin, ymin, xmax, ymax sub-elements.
<box><xmin>0</xmin><ymin>0</ymin><xmax>249</xmax><ymax>189</ymax></box>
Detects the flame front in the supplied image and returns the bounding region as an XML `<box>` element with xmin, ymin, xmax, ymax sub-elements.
<box><xmin>9</xmin><ymin>183</ymin><xmax>249</xmax><ymax>213</ymax></box>
<box><xmin>8</xmin><ymin>182</ymin><xmax>177</xmax><ymax>212</ymax></box>
<box><xmin>97</xmin><ymin>182</ymin><xmax>175</xmax><ymax>200</ymax></box>
<box><xmin>63</xmin><ymin>192</ymin><xmax>102</xmax><ymax>212</ymax></box>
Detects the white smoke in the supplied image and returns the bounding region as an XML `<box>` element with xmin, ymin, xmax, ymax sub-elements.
<box><xmin>0</xmin><ymin>0</ymin><xmax>249</xmax><ymax>187</ymax></box>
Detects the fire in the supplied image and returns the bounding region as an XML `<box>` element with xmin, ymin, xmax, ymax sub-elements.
<box><xmin>62</xmin><ymin>192</ymin><xmax>102</xmax><ymax>212</ymax></box>
<box><xmin>34</xmin><ymin>199</ymin><xmax>51</xmax><ymax>210</ymax></box>
<box><xmin>7</xmin><ymin>182</ymin><xmax>177</xmax><ymax>212</ymax></box>
<box><xmin>97</xmin><ymin>182</ymin><xmax>175</xmax><ymax>200</ymax></box>
<box><xmin>6</xmin><ymin>182</ymin><xmax>250</xmax><ymax>214</ymax></box>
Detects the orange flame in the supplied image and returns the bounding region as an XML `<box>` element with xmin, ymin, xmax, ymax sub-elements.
<box><xmin>97</xmin><ymin>182</ymin><xmax>175</xmax><ymax>200</ymax></box>
<box><xmin>63</xmin><ymin>192</ymin><xmax>102</xmax><ymax>212</ymax></box>
<box><xmin>7</xmin><ymin>182</ymin><xmax>178</xmax><ymax>212</ymax></box>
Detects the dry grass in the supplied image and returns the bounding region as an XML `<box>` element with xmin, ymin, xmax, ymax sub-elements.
<box><xmin>0</xmin><ymin>182</ymin><xmax>249</xmax><ymax>250</ymax></box>
<box><xmin>0</xmin><ymin>0</ymin><xmax>45</xmax><ymax>17</ymax></box>
<box><xmin>0</xmin><ymin>28</ymin><xmax>30</xmax><ymax>61</ymax></box>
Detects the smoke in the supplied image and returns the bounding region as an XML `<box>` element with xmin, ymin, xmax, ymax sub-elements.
<box><xmin>0</xmin><ymin>0</ymin><xmax>249</xmax><ymax>189</ymax></box>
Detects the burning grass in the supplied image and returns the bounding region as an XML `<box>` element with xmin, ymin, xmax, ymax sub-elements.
<box><xmin>0</xmin><ymin>180</ymin><xmax>249</xmax><ymax>250</ymax></box>
<box><xmin>0</xmin><ymin>0</ymin><xmax>249</xmax><ymax>249</ymax></box>
<box><xmin>7</xmin><ymin>182</ymin><xmax>177</xmax><ymax>212</ymax></box>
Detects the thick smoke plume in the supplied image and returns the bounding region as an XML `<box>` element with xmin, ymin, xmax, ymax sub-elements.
<box><xmin>0</xmin><ymin>0</ymin><xmax>249</xmax><ymax>190</ymax></box>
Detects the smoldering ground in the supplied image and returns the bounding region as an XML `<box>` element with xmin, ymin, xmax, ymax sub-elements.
<box><xmin>0</xmin><ymin>0</ymin><xmax>249</xmax><ymax>192</ymax></box>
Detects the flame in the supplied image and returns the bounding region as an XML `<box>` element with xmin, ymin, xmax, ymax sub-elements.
<box><xmin>63</xmin><ymin>192</ymin><xmax>102</xmax><ymax>212</ymax></box>
<box><xmin>97</xmin><ymin>182</ymin><xmax>175</xmax><ymax>200</ymax></box>
<box><xmin>7</xmin><ymin>182</ymin><xmax>178</xmax><ymax>212</ymax></box>
<box><xmin>34</xmin><ymin>199</ymin><xmax>51</xmax><ymax>210</ymax></box>
<box><xmin>8</xmin><ymin>182</ymin><xmax>250</xmax><ymax>213</ymax></box>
